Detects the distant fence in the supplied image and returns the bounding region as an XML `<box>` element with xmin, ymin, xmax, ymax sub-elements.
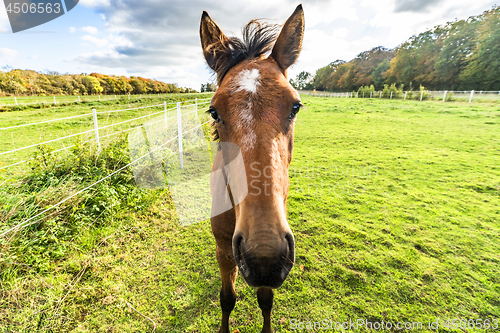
<box><xmin>0</xmin><ymin>92</ymin><xmax>212</xmax><ymax>107</ymax></box>
<box><xmin>0</xmin><ymin>97</ymin><xmax>213</xmax><ymax>237</ymax></box>
<box><xmin>300</xmin><ymin>90</ymin><xmax>500</xmax><ymax>103</ymax></box>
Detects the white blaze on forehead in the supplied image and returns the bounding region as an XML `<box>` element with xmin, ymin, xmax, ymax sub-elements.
<box><xmin>241</xmin><ymin>131</ymin><xmax>256</xmax><ymax>151</ymax></box>
<box><xmin>230</xmin><ymin>68</ymin><xmax>260</xmax><ymax>152</ymax></box>
<box><xmin>236</xmin><ymin>68</ymin><xmax>260</xmax><ymax>93</ymax></box>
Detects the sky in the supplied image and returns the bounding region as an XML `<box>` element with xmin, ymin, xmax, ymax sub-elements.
<box><xmin>0</xmin><ymin>0</ymin><xmax>497</xmax><ymax>90</ymax></box>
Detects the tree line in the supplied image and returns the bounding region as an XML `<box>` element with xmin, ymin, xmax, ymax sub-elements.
<box><xmin>291</xmin><ymin>6</ymin><xmax>499</xmax><ymax>92</ymax></box>
<box><xmin>0</xmin><ymin>69</ymin><xmax>197</xmax><ymax>96</ymax></box>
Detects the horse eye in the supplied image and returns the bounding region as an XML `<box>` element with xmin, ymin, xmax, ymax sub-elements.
<box><xmin>290</xmin><ymin>103</ymin><xmax>302</xmax><ymax>120</ymax></box>
<box><xmin>209</xmin><ymin>107</ymin><xmax>220</xmax><ymax>122</ymax></box>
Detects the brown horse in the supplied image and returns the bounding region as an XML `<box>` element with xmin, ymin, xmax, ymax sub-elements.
<box><xmin>200</xmin><ymin>5</ymin><xmax>304</xmax><ymax>333</ymax></box>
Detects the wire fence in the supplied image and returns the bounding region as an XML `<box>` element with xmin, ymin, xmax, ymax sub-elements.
<box><xmin>0</xmin><ymin>92</ymin><xmax>213</xmax><ymax>107</ymax></box>
<box><xmin>0</xmin><ymin>98</ymin><xmax>211</xmax><ymax>171</ymax></box>
<box><xmin>301</xmin><ymin>90</ymin><xmax>500</xmax><ymax>102</ymax></box>
<box><xmin>0</xmin><ymin>97</ymin><xmax>212</xmax><ymax>238</ymax></box>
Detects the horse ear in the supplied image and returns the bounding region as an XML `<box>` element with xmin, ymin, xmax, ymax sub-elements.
<box><xmin>200</xmin><ymin>11</ymin><xmax>229</xmax><ymax>73</ymax></box>
<box><xmin>270</xmin><ymin>4</ymin><xmax>305</xmax><ymax>73</ymax></box>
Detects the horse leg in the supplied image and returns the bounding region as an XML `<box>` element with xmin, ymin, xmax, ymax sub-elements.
<box><xmin>216</xmin><ymin>245</ymin><xmax>238</xmax><ymax>333</ymax></box>
<box><xmin>257</xmin><ymin>287</ymin><xmax>274</xmax><ymax>333</ymax></box>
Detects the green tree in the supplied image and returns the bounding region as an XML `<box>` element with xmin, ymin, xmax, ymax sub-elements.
<box><xmin>130</xmin><ymin>78</ymin><xmax>145</xmax><ymax>94</ymax></box>
<box><xmin>435</xmin><ymin>19</ymin><xmax>479</xmax><ymax>89</ymax></box>
<box><xmin>81</xmin><ymin>76</ymin><xmax>103</xmax><ymax>95</ymax></box>
<box><xmin>371</xmin><ymin>59</ymin><xmax>390</xmax><ymax>89</ymax></box>
<box><xmin>460</xmin><ymin>6</ymin><xmax>500</xmax><ymax>90</ymax></box>
<box><xmin>292</xmin><ymin>71</ymin><xmax>313</xmax><ymax>90</ymax></box>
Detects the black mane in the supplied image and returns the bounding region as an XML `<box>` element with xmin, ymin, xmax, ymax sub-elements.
<box><xmin>213</xmin><ymin>20</ymin><xmax>280</xmax><ymax>84</ymax></box>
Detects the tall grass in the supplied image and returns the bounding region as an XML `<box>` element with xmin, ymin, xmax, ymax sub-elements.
<box><xmin>0</xmin><ymin>136</ymin><xmax>160</xmax><ymax>282</ymax></box>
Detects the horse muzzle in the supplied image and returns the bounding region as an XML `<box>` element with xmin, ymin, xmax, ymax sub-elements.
<box><xmin>233</xmin><ymin>232</ymin><xmax>295</xmax><ymax>289</ymax></box>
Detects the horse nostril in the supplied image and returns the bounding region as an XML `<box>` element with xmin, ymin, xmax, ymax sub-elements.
<box><xmin>233</xmin><ymin>234</ymin><xmax>243</xmax><ymax>258</ymax></box>
<box><xmin>285</xmin><ymin>233</ymin><xmax>295</xmax><ymax>264</ymax></box>
<box><xmin>233</xmin><ymin>234</ymin><xmax>249</xmax><ymax>277</ymax></box>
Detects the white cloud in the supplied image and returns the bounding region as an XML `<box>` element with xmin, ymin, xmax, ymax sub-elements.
<box><xmin>82</xmin><ymin>34</ymin><xmax>109</xmax><ymax>47</ymax></box>
<box><xmin>306</xmin><ymin>0</ymin><xmax>359</xmax><ymax>27</ymax></box>
<box><xmin>299</xmin><ymin>28</ymin><xmax>351</xmax><ymax>71</ymax></box>
<box><xmin>72</xmin><ymin>34</ymin><xmax>132</xmax><ymax>64</ymax></box>
<box><xmin>0</xmin><ymin>48</ymin><xmax>19</xmax><ymax>64</ymax></box>
<box><xmin>78</xmin><ymin>0</ymin><xmax>110</xmax><ymax>7</ymax></box>
<box><xmin>69</xmin><ymin>27</ymin><xmax>77</xmax><ymax>33</ymax></box>
<box><xmin>333</xmin><ymin>28</ymin><xmax>349</xmax><ymax>39</ymax></box>
<box><xmin>82</xmin><ymin>26</ymin><xmax>99</xmax><ymax>35</ymax></box>
<box><xmin>362</xmin><ymin>0</ymin><xmax>498</xmax><ymax>48</ymax></box>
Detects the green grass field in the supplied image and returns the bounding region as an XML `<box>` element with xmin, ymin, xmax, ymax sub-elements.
<box><xmin>0</xmin><ymin>95</ymin><xmax>499</xmax><ymax>332</ymax></box>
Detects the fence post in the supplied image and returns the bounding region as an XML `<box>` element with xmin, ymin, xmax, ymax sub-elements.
<box><xmin>443</xmin><ymin>90</ymin><xmax>447</xmax><ymax>102</ymax></box>
<box><xmin>390</xmin><ymin>91</ymin><xmax>393</xmax><ymax>99</ymax></box>
<box><xmin>379</xmin><ymin>91</ymin><xmax>382</xmax><ymax>98</ymax></box>
<box><xmin>469</xmin><ymin>90</ymin><xmax>474</xmax><ymax>103</ymax></box>
<box><xmin>195</xmin><ymin>98</ymin><xmax>198</xmax><ymax>113</ymax></box>
<box><xmin>92</xmin><ymin>108</ymin><xmax>101</xmax><ymax>151</ymax></box>
<box><xmin>420</xmin><ymin>90</ymin><xmax>424</xmax><ymax>101</ymax></box>
<box><xmin>404</xmin><ymin>91</ymin><xmax>407</xmax><ymax>100</ymax></box>
<box><xmin>14</xmin><ymin>97</ymin><xmax>17</xmax><ymax>105</ymax></box>
<box><xmin>177</xmin><ymin>102</ymin><xmax>183</xmax><ymax>169</ymax></box>
<box><xmin>164</xmin><ymin>101</ymin><xmax>168</xmax><ymax>129</ymax></box>
<box><xmin>370</xmin><ymin>91</ymin><xmax>372</xmax><ymax>98</ymax></box>
<box><xmin>99</xmin><ymin>95</ymin><xmax>101</xmax><ymax>101</ymax></box>
<box><xmin>140</xmin><ymin>94</ymin><xmax>142</xmax><ymax>99</ymax></box>
<box><xmin>78</xmin><ymin>95</ymin><xmax>80</xmax><ymax>103</ymax></box>
<box><xmin>115</xmin><ymin>95</ymin><xmax>117</xmax><ymax>99</ymax></box>
<box><xmin>363</xmin><ymin>92</ymin><xmax>365</xmax><ymax>98</ymax></box>
<box><xmin>54</xmin><ymin>96</ymin><xmax>57</xmax><ymax>104</ymax></box>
